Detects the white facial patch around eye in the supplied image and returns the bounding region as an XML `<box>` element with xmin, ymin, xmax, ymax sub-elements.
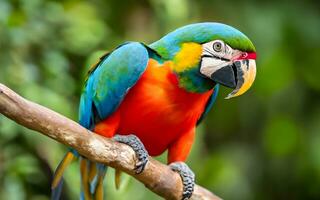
<box><xmin>201</xmin><ymin>40</ymin><xmax>236</xmax><ymax>60</ymax></box>
<box><xmin>200</xmin><ymin>40</ymin><xmax>234</xmax><ymax>78</ymax></box>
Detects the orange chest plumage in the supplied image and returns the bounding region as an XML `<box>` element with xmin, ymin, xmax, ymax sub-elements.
<box><xmin>95</xmin><ymin>59</ymin><xmax>213</xmax><ymax>156</ymax></box>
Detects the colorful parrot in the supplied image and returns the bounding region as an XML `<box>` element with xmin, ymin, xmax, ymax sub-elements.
<box><xmin>51</xmin><ymin>22</ymin><xmax>256</xmax><ymax>200</ymax></box>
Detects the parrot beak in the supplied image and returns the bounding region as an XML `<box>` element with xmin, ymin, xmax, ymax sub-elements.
<box><xmin>210</xmin><ymin>59</ymin><xmax>256</xmax><ymax>99</ymax></box>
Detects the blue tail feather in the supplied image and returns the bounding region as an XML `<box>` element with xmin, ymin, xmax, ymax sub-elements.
<box><xmin>51</xmin><ymin>178</ymin><xmax>64</xmax><ymax>200</ymax></box>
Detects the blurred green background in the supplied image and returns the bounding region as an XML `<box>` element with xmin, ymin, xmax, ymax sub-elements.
<box><xmin>1</xmin><ymin>0</ymin><xmax>320</xmax><ymax>199</ymax></box>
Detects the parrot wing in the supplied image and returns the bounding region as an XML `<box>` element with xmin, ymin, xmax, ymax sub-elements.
<box><xmin>197</xmin><ymin>84</ymin><xmax>220</xmax><ymax>125</ymax></box>
<box><xmin>79</xmin><ymin>42</ymin><xmax>150</xmax><ymax>129</ymax></box>
<box><xmin>51</xmin><ymin>42</ymin><xmax>151</xmax><ymax>199</ymax></box>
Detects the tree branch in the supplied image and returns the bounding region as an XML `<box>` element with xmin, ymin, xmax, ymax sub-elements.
<box><xmin>0</xmin><ymin>83</ymin><xmax>222</xmax><ymax>200</ymax></box>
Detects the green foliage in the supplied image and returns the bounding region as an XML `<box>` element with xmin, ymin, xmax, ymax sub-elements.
<box><xmin>1</xmin><ymin>0</ymin><xmax>320</xmax><ymax>199</ymax></box>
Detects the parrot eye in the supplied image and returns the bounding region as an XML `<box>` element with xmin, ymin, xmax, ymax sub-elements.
<box><xmin>212</xmin><ymin>41</ymin><xmax>223</xmax><ymax>52</ymax></box>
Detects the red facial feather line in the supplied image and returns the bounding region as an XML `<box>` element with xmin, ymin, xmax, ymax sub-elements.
<box><xmin>236</xmin><ymin>52</ymin><xmax>257</xmax><ymax>60</ymax></box>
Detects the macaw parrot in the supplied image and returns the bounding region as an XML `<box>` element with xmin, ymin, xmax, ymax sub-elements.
<box><xmin>51</xmin><ymin>22</ymin><xmax>256</xmax><ymax>200</ymax></box>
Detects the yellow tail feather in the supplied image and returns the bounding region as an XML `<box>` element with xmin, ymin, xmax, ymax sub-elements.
<box><xmin>115</xmin><ymin>169</ymin><xmax>122</xmax><ymax>190</ymax></box>
<box><xmin>94</xmin><ymin>174</ymin><xmax>104</xmax><ymax>200</ymax></box>
<box><xmin>88</xmin><ymin>162</ymin><xmax>97</xmax><ymax>183</ymax></box>
<box><xmin>80</xmin><ymin>158</ymin><xmax>92</xmax><ymax>200</ymax></box>
<box><xmin>52</xmin><ymin>151</ymin><xmax>74</xmax><ymax>189</ymax></box>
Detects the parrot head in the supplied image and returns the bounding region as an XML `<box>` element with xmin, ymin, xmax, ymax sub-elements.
<box><xmin>150</xmin><ymin>22</ymin><xmax>256</xmax><ymax>99</ymax></box>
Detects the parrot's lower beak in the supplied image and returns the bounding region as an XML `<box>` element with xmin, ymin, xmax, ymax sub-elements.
<box><xmin>210</xmin><ymin>59</ymin><xmax>256</xmax><ymax>99</ymax></box>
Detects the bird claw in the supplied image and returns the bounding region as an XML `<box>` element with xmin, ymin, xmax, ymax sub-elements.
<box><xmin>134</xmin><ymin>160</ymin><xmax>147</xmax><ymax>174</ymax></box>
<box><xmin>113</xmin><ymin>134</ymin><xmax>149</xmax><ymax>174</ymax></box>
<box><xmin>169</xmin><ymin>162</ymin><xmax>195</xmax><ymax>200</ymax></box>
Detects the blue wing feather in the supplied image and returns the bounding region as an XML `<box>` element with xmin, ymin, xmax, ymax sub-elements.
<box><xmin>75</xmin><ymin>43</ymin><xmax>150</xmax><ymax>200</ymax></box>
<box><xmin>79</xmin><ymin>42</ymin><xmax>150</xmax><ymax>129</ymax></box>
<box><xmin>197</xmin><ymin>84</ymin><xmax>220</xmax><ymax>125</ymax></box>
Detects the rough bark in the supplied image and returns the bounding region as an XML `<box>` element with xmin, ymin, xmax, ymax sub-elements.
<box><xmin>0</xmin><ymin>83</ymin><xmax>222</xmax><ymax>200</ymax></box>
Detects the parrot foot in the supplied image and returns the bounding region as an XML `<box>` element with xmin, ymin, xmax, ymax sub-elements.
<box><xmin>169</xmin><ymin>162</ymin><xmax>195</xmax><ymax>200</ymax></box>
<box><xmin>113</xmin><ymin>134</ymin><xmax>149</xmax><ymax>174</ymax></box>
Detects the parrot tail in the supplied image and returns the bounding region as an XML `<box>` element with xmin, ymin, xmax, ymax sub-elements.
<box><xmin>80</xmin><ymin>158</ymin><xmax>107</xmax><ymax>200</ymax></box>
<box><xmin>52</xmin><ymin>151</ymin><xmax>107</xmax><ymax>200</ymax></box>
<box><xmin>51</xmin><ymin>151</ymin><xmax>75</xmax><ymax>200</ymax></box>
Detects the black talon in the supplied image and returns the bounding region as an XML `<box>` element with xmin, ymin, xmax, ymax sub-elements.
<box><xmin>169</xmin><ymin>162</ymin><xmax>195</xmax><ymax>200</ymax></box>
<box><xmin>113</xmin><ymin>134</ymin><xmax>149</xmax><ymax>174</ymax></box>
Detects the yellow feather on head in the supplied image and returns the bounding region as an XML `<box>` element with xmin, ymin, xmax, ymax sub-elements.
<box><xmin>173</xmin><ymin>42</ymin><xmax>202</xmax><ymax>72</ymax></box>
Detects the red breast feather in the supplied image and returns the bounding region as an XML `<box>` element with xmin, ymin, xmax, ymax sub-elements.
<box><xmin>114</xmin><ymin>59</ymin><xmax>213</xmax><ymax>156</ymax></box>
